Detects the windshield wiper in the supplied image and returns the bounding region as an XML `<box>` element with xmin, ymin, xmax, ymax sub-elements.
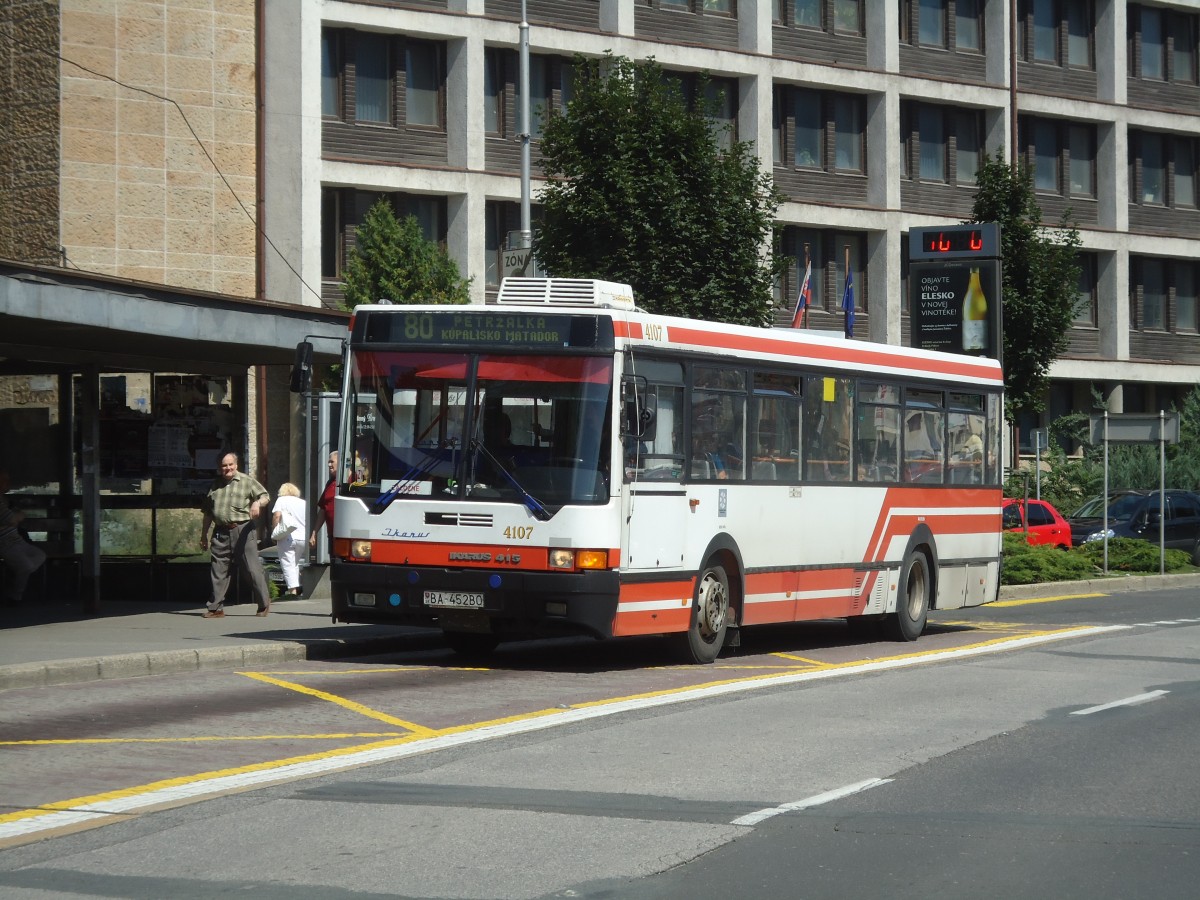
<box><xmin>469</xmin><ymin>439</ymin><xmax>555</xmax><ymax>521</ymax></box>
<box><xmin>370</xmin><ymin>452</ymin><xmax>443</xmax><ymax>515</ymax></box>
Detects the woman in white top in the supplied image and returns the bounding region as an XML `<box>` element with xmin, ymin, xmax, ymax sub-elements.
<box><xmin>271</xmin><ymin>482</ymin><xmax>306</xmax><ymax>597</ymax></box>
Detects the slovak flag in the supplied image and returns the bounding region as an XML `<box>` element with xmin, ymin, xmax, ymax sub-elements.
<box><xmin>841</xmin><ymin>269</ymin><xmax>855</xmax><ymax>338</ymax></box>
<box><xmin>791</xmin><ymin>261</ymin><xmax>811</xmax><ymax>328</ymax></box>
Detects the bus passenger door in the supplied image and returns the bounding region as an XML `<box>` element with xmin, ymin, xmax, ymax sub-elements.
<box><xmin>620</xmin><ymin>374</ymin><xmax>687</xmax><ymax>571</ymax></box>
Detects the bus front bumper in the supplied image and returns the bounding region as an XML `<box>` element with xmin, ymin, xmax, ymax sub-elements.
<box><xmin>329</xmin><ymin>561</ymin><xmax>620</xmax><ymax>639</ymax></box>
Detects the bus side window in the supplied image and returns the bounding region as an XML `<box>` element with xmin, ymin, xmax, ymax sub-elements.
<box><xmin>802</xmin><ymin>375</ymin><xmax>853</xmax><ymax>482</ymax></box>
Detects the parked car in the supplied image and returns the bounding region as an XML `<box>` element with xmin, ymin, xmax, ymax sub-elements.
<box><xmin>1003</xmin><ymin>498</ymin><xmax>1071</xmax><ymax>549</ymax></box>
<box><xmin>1068</xmin><ymin>489</ymin><xmax>1200</xmax><ymax>563</ymax></box>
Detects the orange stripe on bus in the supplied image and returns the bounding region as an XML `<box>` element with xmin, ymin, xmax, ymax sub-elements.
<box><xmin>611</xmin><ymin>606</ymin><xmax>691</xmax><ymax>636</ymax></box>
<box><xmin>613</xmin><ymin>321</ymin><xmax>643</xmax><ymax>339</ymax></box>
<box><xmin>619</xmin><ymin>579</ymin><xmax>695</xmax><ymax>602</ymax></box>
<box><xmin>663</xmin><ymin>326</ymin><xmax>1002</xmax><ymax>382</ymax></box>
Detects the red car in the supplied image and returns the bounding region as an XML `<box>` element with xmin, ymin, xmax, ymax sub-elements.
<box><xmin>1003</xmin><ymin>499</ymin><xmax>1071</xmax><ymax>549</ymax></box>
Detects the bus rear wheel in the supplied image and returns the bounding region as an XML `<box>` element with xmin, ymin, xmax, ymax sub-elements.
<box><xmin>443</xmin><ymin>631</ymin><xmax>500</xmax><ymax>658</ymax></box>
<box><xmin>676</xmin><ymin>562</ymin><xmax>730</xmax><ymax>664</ymax></box>
<box><xmin>885</xmin><ymin>550</ymin><xmax>930</xmax><ymax>642</ymax></box>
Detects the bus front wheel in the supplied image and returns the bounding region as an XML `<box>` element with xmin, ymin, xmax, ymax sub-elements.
<box><xmin>885</xmin><ymin>550</ymin><xmax>930</xmax><ymax>642</ymax></box>
<box><xmin>676</xmin><ymin>562</ymin><xmax>730</xmax><ymax>664</ymax></box>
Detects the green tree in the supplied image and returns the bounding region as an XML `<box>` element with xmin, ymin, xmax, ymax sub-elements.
<box><xmin>341</xmin><ymin>198</ymin><xmax>471</xmax><ymax>308</ymax></box>
<box><xmin>969</xmin><ymin>152</ymin><xmax>1082</xmax><ymax>419</ymax></box>
<box><xmin>534</xmin><ymin>54</ymin><xmax>786</xmax><ymax>326</ymax></box>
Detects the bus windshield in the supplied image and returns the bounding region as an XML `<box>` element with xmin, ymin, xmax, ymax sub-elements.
<box><xmin>345</xmin><ymin>349</ymin><xmax>614</xmax><ymax>507</ymax></box>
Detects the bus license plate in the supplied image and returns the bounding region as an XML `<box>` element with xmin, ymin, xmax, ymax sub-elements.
<box><xmin>424</xmin><ymin>591</ymin><xmax>484</xmax><ymax>609</ymax></box>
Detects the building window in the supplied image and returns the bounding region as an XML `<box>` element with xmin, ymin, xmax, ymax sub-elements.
<box><xmin>1175</xmin><ymin>14</ymin><xmax>1198</xmax><ymax>85</ymax></box>
<box><xmin>355</xmin><ymin>33</ymin><xmax>392</xmax><ymax>124</ymax></box>
<box><xmin>484</xmin><ymin>48</ymin><xmax>502</xmax><ymax>135</ymax></box>
<box><xmin>780</xmin><ymin>228</ymin><xmax>867</xmax><ymax>317</ymax></box>
<box><xmin>1130</xmin><ymin>4</ymin><xmax>1199</xmax><ymax>84</ymax></box>
<box><xmin>1021</xmin><ymin>117</ymin><xmax>1096</xmax><ymax>199</ymax></box>
<box><xmin>492</xmin><ymin>51</ymin><xmax>574</xmax><ymax>140</ymax></box>
<box><xmin>901</xmin><ymin>0</ymin><xmax>982</xmax><ymax>50</ymax></box>
<box><xmin>777</xmin><ymin>88</ymin><xmax>865</xmax><ymax>174</ymax></box>
<box><xmin>1178</xmin><ymin>140</ymin><xmax>1197</xmax><ymax>208</ymax></box>
<box><xmin>917</xmin><ymin>105</ymin><xmax>946</xmax><ymax>182</ymax></box>
<box><xmin>832</xmin><ymin>94</ymin><xmax>864</xmax><ymax>171</ymax></box>
<box><xmin>793</xmin><ymin>0</ymin><xmax>820</xmax><ymax>28</ymax></box>
<box><xmin>1178</xmin><ymin>264</ymin><xmax>1198</xmax><ymax>333</ymax></box>
<box><xmin>792</xmin><ymin>88</ymin><xmax>822</xmax><ymax>168</ymax></box>
<box><xmin>1130</xmin><ymin>131</ymin><xmax>1198</xmax><ymax>209</ymax></box>
<box><xmin>321</xmin><ymin>31</ymin><xmax>341</xmax><ymax>118</ymax></box>
<box><xmin>903</xmin><ymin>104</ymin><xmax>984</xmax><ymax>187</ymax></box>
<box><xmin>322</xmin><ymin>190</ymin><xmax>448</xmax><ymax>282</ymax></box>
<box><xmin>1139</xmin><ymin>132</ymin><xmax>1165</xmax><ymax>204</ymax></box>
<box><xmin>1067</xmin><ymin>124</ymin><xmax>1095</xmax><ymax>197</ymax></box>
<box><xmin>1139</xmin><ymin>5</ymin><xmax>1165</xmax><ymax>79</ymax></box>
<box><xmin>650</xmin><ymin>0</ymin><xmax>734</xmax><ymax>13</ymax></box>
<box><xmin>1073</xmin><ymin>252</ymin><xmax>1096</xmax><ymax>326</ymax></box>
<box><xmin>321</xmin><ymin>188</ymin><xmax>340</xmax><ymax>279</ymax></box>
<box><xmin>1019</xmin><ymin>0</ymin><xmax>1094</xmax><ymax>69</ymax></box>
<box><xmin>833</xmin><ymin>0</ymin><xmax>862</xmax><ymax>34</ymax></box>
<box><xmin>957</xmin><ymin>111</ymin><xmax>982</xmax><ymax>184</ymax></box>
<box><xmin>664</xmin><ymin>71</ymin><xmax>739</xmax><ymax>148</ymax></box>
<box><xmin>920</xmin><ymin>0</ymin><xmax>946</xmax><ymax>47</ymax></box>
<box><xmin>1140</xmin><ymin>258</ymin><xmax>1166</xmax><ymax>330</ymax></box>
<box><xmin>777</xmin><ymin>0</ymin><xmax>859</xmax><ymax>34</ymax></box>
<box><xmin>405</xmin><ymin>41</ymin><xmax>443</xmax><ymax>128</ymax></box>
<box><xmin>956</xmin><ymin>0</ymin><xmax>982</xmax><ymax>51</ymax></box>
<box><xmin>703</xmin><ymin>77</ymin><xmax>738</xmax><ymax>150</ymax></box>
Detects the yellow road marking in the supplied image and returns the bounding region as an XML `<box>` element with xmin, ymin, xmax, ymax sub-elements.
<box><xmin>0</xmin><ymin>623</ymin><xmax>1097</xmax><ymax>831</ymax></box>
<box><xmin>768</xmin><ymin>653</ymin><xmax>834</xmax><ymax>667</ymax></box>
<box><xmin>239</xmin><ymin>672</ymin><xmax>438</xmax><ymax>736</ymax></box>
<box><xmin>0</xmin><ymin>733</ymin><xmax>406</xmax><ymax>747</ymax></box>
<box><xmin>990</xmin><ymin>592</ymin><xmax>1107</xmax><ymax>607</ymax></box>
<box><xmin>0</xmin><ymin>734</ymin><xmax>433</xmax><ymax>826</ymax></box>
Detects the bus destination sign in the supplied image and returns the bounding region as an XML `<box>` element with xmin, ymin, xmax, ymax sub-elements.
<box><xmin>357</xmin><ymin>311</ymin><xmax>615</xmax><ymax>352</ymax></box>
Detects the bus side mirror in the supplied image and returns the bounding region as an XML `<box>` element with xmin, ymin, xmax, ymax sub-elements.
<box><xmin>290</xmin><ymin>341</ymin><xmax>313</xmax><ymax>393</ymax></box>
<box><xmin>623</xmin><ymin>378</ymin><xmax>657</xmax><ymax>442</ymax></box>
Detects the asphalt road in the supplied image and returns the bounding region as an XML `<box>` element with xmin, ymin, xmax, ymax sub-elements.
<box><xmin>1</xmin><ymin>585</ymin><xmax>1198</xmax><ymax>899</ymax></box>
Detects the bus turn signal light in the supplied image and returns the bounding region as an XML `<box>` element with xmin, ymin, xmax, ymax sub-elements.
<box><xmin>575</xmin><ymin>550</ymin><xmax>608</xmax><ymax>569</ymax></box>
<box><xmin>548</xmin><ymin>549</ymin><xmax>609</xmax><ymax>570</ymax></box>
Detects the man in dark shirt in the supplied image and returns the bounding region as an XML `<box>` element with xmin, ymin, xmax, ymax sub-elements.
<box><xmin>199</xmin><ymin>453</ymin><xmax>271</xmax><ymax>618</ymax></box>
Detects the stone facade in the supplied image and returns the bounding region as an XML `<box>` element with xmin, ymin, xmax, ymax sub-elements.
<box><xmin>0</xmin><ymin>0</ymin><xmax>61</xmax><ymax>266</ymax></box>
<box><xmin>49</xmin><ymin>0</ymin><xmax>258</xmax><ymax>297</ymax></box>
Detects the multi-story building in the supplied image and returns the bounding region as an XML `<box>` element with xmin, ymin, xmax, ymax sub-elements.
<box><xmin>264</xmin><ymin>0</ymin><xmax>1200</xmax><ymax>448</ymax></box>
<box><xmin>2</xmin><ymin>0</ymin><xmax>1198</xmax><ymax>604</ymax></box>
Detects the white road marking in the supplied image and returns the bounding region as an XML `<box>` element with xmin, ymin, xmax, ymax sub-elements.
<box><xmin>0</xmin><ymin>624</ymin><xmax>1126</xmax><ymax>844</ymax></box>
<box><xmin>1071</xmin><ymin>690</ymin><xmax>1169</xmax><ymax>716</ymax></box>
<box><xmin>730</xmin><ymin>778</ymin><xmax>893</xmax><ymax>826</ymax></box>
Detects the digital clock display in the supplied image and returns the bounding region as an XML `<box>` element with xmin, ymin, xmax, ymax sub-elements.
<box><xmin>909</xmin><ymin>223</ymin><xmax>999</xmax><ymax>260</ymax></box>
<box><xmin>923</xmin><ymin>229</ymin><xmax>984</xmax><ymax>253</ymax></box>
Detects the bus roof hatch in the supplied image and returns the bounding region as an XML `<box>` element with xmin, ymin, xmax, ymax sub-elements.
<box><xmin>497</xmin><ymin>277</ymin><xmax>636</xmax><ymax>310</ymax></box>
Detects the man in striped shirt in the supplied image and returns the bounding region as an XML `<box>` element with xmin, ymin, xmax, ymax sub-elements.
<box><xmin>199</xmin><ymin>453</ymin><xmax>271</xmax><ymax>618</ymax></box>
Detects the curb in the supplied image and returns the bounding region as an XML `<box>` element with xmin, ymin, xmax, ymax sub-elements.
<box><xmin>0</xmin><ymin>631</ymin><xmax>444</xmax><ymax>693</ymax></box>
<box><xmin>3</xmin><ymin>574</ymin><xmax>1197</xmax><ymax>692</ymax></box>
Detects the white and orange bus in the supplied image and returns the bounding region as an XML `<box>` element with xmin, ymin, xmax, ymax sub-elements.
<box><xmin>328</xmin><ymin>277</ymin><xmax>1003</xmax><ymax>662</ymax></box>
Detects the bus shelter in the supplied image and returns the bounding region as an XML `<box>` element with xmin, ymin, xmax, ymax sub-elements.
<box><xmin>0</xmin><ymin>261</ymin><xmax>346</xmax><ymax>610</ymax></box>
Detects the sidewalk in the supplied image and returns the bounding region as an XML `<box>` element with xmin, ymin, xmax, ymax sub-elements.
<box><xmin>3</xmin><ymin>572</ymin><xmax>1199</xmax><ymax>692</ymax></box>
<box><xmin>0</xmin><ymin>595</ymin><xmax>443</xmax><ymax>691</ymax></box>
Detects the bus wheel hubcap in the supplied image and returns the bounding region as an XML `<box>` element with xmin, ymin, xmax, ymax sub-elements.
<box><xmin>699</xmin><ymin>574</ymin><xmax>727</xmax><ymax>638</ymax></box>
